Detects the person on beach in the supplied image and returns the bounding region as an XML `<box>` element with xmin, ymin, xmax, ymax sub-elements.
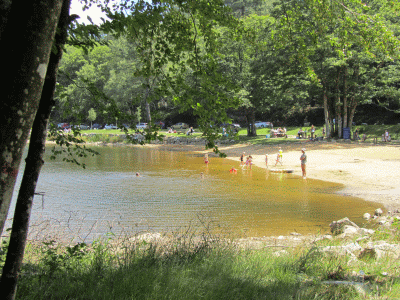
<box><xmin>354</xmin><ymin>128</ymin><xmax>359</xmax><ymax>140</ymax></box>
<box><xmin>362</xmin><ymin>133</ymin><xmax>367</xmax><ymax>142</ymax></box>
<box><xmin>204</xmin><ymin>153</ymin><xmax>209</xmax><ymax>164</ymax></box>
<box><xmin>265</xmin><ymin>154</ymin><xmax>268</xmax><ymax>168</ymax></box>
<box><xmin>279</xmin><ymin>147</ymin><xmax>283</xmax><ymax>163</ymax></box>
<box><xmin>300</xmin><ymin>148</ymin><xmax>307</xmax><ymax>179</ymax></box>
<box><xmin>385</xmin><ymin>130</ymin><xmax>389</xmax><ymax>142</ymax></box>
<box><xmin>322</xmin><ymin>127</ymin><xmax>325</xmax><ymax>138</ymax></box>
<box><xmin>274</xmin><ymin>152</ymin><xmax>282</xmax><ymax>166</ymax></box>
<box><xmin>311</xmin><ymin>125</ymin><xmax>315</xmax><ymax>139</ymax></box>
<box><xmin>240</xmin><ymin>152</ymin><xmax>245</xmax><ymax>165</ymax></box>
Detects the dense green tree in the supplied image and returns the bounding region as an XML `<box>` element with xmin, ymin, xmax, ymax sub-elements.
<box><xmin>270</xmin><ymin>0</ymin><xmax>400</xmax><ymax>137</ymax></box>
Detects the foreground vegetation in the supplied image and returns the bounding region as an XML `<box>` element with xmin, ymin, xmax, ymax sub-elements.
<box><xmin>2</xmin><ymin>220</ymin><xmax>399</xmax><ymax>300</ymax></box>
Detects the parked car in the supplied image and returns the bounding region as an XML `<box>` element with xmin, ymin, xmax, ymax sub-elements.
<box><xmin>232</xmin><ymin>123</ymin><xmax>241</xmax><ymax>128</ymax></box>
<box><xmin>104</xmin><ymin>124</ymin><xmax>118</xmax><ymax>129</ymax></box>
<box><xmin>171</xmin><ymin>122</ymin><xmax>189</xmax><ymax>129</ymax></box>
<box><xmin>71</xmin><ymin>124</ymin><xmax>90</xmax><ymax>130</ymax></box>
<box><xmin>57</xmin><ymin>123</ymin><xmax>69</xmax><ymax>129</ymax></box>
<box><xmin>136</xmin><ymin>122</ymin><xmax>148</xmax><ymax>129</ymax></box>
<box><xmin>254</xmin><ymin>121</ymin><xmax>272</xmax><ymax>128</ymax></box>
<box><xmin>92</xmin><ymin>123</ymin><xmax>102</xmax><ymax>129</ymax></box>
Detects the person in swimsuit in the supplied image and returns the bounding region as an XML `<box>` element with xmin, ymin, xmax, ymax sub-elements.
<box><xmin>204</xmin><ymin>153</ymin><xmax>209</xmax><ymax>164</ymax></box>
<box><xmin>240</xmin><ymin>152</ymin><xmax>245</xmax><ymax>165</ymax></box>
<box><xmin>300</xmin><ymin>148</ymin><xmax>307</xmax><ymax>179</ymax></box>
<box><xmin>248</xmin><ymin>155</ymin><xmax>253</xmax><ymax>169</ymax></box>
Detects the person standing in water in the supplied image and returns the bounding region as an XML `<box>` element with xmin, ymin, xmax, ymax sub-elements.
<box><xmin>240</xmin><ymin>152</ymin><xmax>245</xmax><ymax>165</ymax></box>
<box><xmin>204</xmin><ymin>153</ymin><xmax>209</xmax><ymax>164</ymax></box>
<box><xmin>300</xmin><ymin>148</ymin><xmax>307</xmax><ymax>179</ymax></box>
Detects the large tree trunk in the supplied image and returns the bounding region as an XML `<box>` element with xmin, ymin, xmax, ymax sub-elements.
<box><xmin>0</xmin><ymin>1</ymin><xmax>69</xmax><ymax>298</ymax></box>
<box><xmin>343</xmin><ymin>65</ymin><xmax>348</xmax><ymax>129</ymax></box>
<box><xmin>323</xmin><ymin>88</ymin><xmax>330</xmax><ymax>138</ymax></box>
<box><xmin>0</xmin><ymin>0</ymin><xmax>64</xmax><ymax>237</ymax></box>
<box><xmin>246</xmin><ymin>109</ymin><xmax>256</xmax><ymax>137</ymax></box>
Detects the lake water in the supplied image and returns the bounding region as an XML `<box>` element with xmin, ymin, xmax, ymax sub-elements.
<box><xmin>9</xmin><ymin>146</ymin><xmax>380</xmax><ymax>242</ymax></box>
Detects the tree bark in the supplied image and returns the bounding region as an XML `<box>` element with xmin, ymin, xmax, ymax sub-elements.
<box><xmin>323</xmin><ymin>87</ymin><xmax>330</xmax><ymax>138</ymax></box>
<box><xmin>343</xmin><ymin>65</ymin><xmax>348</xmax><ymax>129</ymax></box>
<box><xmin>0</xmin><ymin>1</ymin><xmax>69</xmax><ymax>298</ymax></box>
<box><xmin>246</xmin><ymin>109</ymin><xmax>256</xmax><ymax>137</ymax></box>
<box><xmin>0</xmin><ymin>0</ymin><xmax>64</xmax><ymax>237</ymax></box>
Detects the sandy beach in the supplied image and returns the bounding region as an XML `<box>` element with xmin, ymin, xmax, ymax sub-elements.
<box><xmin>173</xmin><ymin>140</ymin><xmax>399</xmax><ymax>213</ymax></box>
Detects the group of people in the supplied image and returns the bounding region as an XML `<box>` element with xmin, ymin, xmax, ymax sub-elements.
<box><xmin>270</xmin><ymin>127</ymin><xmax>287</xmax><ymax>138</ymax></box>
<box><xmin>203</xmin><ymin>147</ymin><xmax>308</xmax><ymax>179</ymax></box>
<box><xmin>239</xmin><ymin>152</ymin><xmax>254</xmax><ymax>169</ymax></box>
<box><xmin>238</xmin><ymin>147</ymin><xmax>307</xmax><ymax>179</ymax></box>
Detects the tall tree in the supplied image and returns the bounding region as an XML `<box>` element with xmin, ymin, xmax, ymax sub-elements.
<box><xmin>0</xmin><ymin>0</ymin><xmax>64</xmax><ymax>241</ymax></box>
<box><xmin>271</xmin><ymin>0</ymin><xmax>400</xmax><ymax>137</ymax></box>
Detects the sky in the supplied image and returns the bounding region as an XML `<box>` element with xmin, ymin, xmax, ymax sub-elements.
<box><xmin>70</xmin><ymin>0</ymin><xmax>108</xmax><ymax>24</ymax></box>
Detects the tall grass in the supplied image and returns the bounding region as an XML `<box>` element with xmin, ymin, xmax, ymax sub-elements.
<box><xmin>10</xmin><ymin>222</ymin><xmax>400</xmax><ymax>299</ymax></box>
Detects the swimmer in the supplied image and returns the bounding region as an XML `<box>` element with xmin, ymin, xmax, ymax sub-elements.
<box><xmin>229</xmin><ymin>167</ymin><xmax>237</xmax><ymax>173</ymax></box>
<box><xmin>136</xmin><ymin>172</ymin><xmax>140</xmax><ymax>177</ymax></box>
<box><xmin>204</xmin><ymin>153</ymin><xmax>209</xmax><ymax>164</ymax></box>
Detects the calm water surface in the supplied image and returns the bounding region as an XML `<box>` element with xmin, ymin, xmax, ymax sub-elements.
<box><xmin>10</xmin><ymin>146</ymin><xmax>380</xmax><ymax>241</ymax></box>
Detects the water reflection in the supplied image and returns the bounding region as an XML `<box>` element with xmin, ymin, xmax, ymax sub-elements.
<box><xmin>8</xmin><ymin>146</ymin><xmax>380</xmax><ymax>242</ymax></box>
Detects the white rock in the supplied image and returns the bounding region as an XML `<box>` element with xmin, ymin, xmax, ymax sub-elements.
<box><xmin>360</xmin><ymin>228</ymin><xmax>375</xmax><ymax>235</ymax></box>
<box><xmin>375</xmin><ymin>208</ymin><xmax>383</xmax><ymax>216</ymax></box>
<box><xmin>363</xmin><ymin>213</ymin><xmax>371</xmax><ymax>220</ymax></box>
<box><xmin>343</xmin><ymin>225</ymin><xmax>360</xmax><ymax>235</ymax></box>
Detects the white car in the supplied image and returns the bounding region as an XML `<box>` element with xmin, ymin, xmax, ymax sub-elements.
<box><xmin>136</xmin><ymin>122</ymin><xmax>148</xmax><ymax>129</ymax></box>
<box><xmin>104</xmin><ymin>124</ymin><xmax>117</xmax><ymax>129</ymax></box>
<box><xmin>254</xmin><ymin>121</ymin><xmax>272</xmax><ymax>128</ymax></box>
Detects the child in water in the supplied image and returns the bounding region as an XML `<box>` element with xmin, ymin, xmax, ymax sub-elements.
<box><xmin>204</xmin><ymin>153</ymin><xmax>209</xmax><ymax>164</ymax></box>
<box><xmin>229</xmin><ymin>167</ymin><xmax>237</xmax><ymax>174</ymax></box>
